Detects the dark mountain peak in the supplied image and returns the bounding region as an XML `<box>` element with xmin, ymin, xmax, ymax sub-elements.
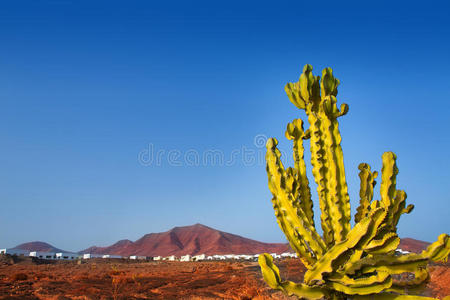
<box><xmin>171</xmin><ymin>223</ymin><xmax>210</xmax><ymax>231</ymax></box>
<box><xmin>113</xmin><ymin>239</ymin><xmax>133</xmax><ymax>246</ymax></box>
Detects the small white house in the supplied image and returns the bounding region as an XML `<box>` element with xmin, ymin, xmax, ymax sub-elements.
<box><xmin>29</xmin><ymin>251</ymin><xmax>56</xmax><ymax>259</ymax></box>
<box><xmin>163</xmin><ymin>255</ymin><xmax>177</xmax><ymax>261</ymax></box>
<box><xmin>238</xmin><ymin>255</ymin><xmax>253</xmax><ymax>260</ymax></box>
<box><xmin>396</xmin><ymin>248</ymin><xmax>411</xmax><ymax>255</ymax></box>
<box><xmin>0</xmin><ymin>248</ymin><xmax>30</xmax><ymax>256</ymax></box>
<box><xmin>270</xmin><ymin>253</ymin><xmax>281</xmax><ymax>259</ymax></box>
<box><xmin>180</xmin><ymin>254</ymin><xmax>191</xmax><ymax>262</ymax></box>
<box><xmin>83</xmin><ymin>253</ymin><xmax>103</xmax><ymax>259</ymax></box>
<box><xmin>281</xmin><ymin>252</ymin><xmax>297</xmax><ymax>258</ymax></box>
<box><xmin>153</xmin><ymin>256</ymin><xmax>162</xmax><ymax>261</ymax></box>
<box><xmin>102</xmin><ymin>254</ymin><xmax>122</xmax><ymax>259</ymax></box>
<box><xmin>212</xmin><ymin>254</ymin><xmax>226</xmax><ymax>260</ymax></box>
<box><xmin>56</xmin><ymin>252</ymin><xmax>79</xmax><ymax>260</ymax></box>
<box><xmin>129</xmin><ymin>255</ymin><xmax>147</xmax><ymax>260</ymax></box>
<box><xmin>193</xmin><ymin>254</ymin><xmax>206</xmax><ymax>261</ymax></box>
<box><xmin>206</xmin><ymin>255</ymin><xmax>214</xmax><ymax>260</ymax></box>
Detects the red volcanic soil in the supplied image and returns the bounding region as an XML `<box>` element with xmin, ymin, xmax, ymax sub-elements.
<box><xmin>0</xmin><ymin>256</ymin><xmax>448</xmax><ymax>300</ymax></box>
<box><xmin>81</xmin><ymin>224</ymin><xmax>290</xmax><ymax>256</ymax></box>
<box><xmin>0</xmin><ymin>257</ymin><xmax>294</xmax><ymax>300</ymax></box>
<box><xmin>399</xmin><ymin>237</ymin><xmax>431</xmax><ymax>253</ymax></box>
<box><xmin>13</xmin><ymin>242</ymin><xmax>66</xmax><ymax>253</ymax></box>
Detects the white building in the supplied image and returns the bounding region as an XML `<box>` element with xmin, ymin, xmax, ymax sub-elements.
<box><xmin>153</xmin><ymin>256</ymin><xmax>162</xmax><ymax>261</ymax></box>
<box><xmin>29</xmin><ymin>251</ymin><xmax>56</xmax><ymax>259</ymax></box>
<box><xmin>238</xmin><ymin>255</ymin><xmax>254</xmax><ymax>260</ymax></box>
<box><xmin>102</xmin><ymin>254</ymin><xmax>122</xmax><ymax>259</ymax></box>
<box><xmin>163</xmin><ymin>255</ymin><xmax>177</xmax><ymax>261</ymax></box>
<box><xmin>193</xmin><ymin>254</ymin><xmax>206</xmax><ymax>261</ymax></box>
<box><xmin>212</xmin><ymin>254</ymin><xmax>226</xmax><ymax>260</ymax></box>
<box><xmin>56</xmin><ymin>252</ymin><xmax>79</xmax><ymax>260</ymax></box>
<box><xmin>180</xmin><ymin>254</ymin><xmax>191</xmax><ymax>262</ymax></box>
<box><xmin>83</xmin><ymin>253</ymin><xmax>103</xmax><ymax>259</ymax></box>
<box><xmin>270</xmin><ymin>253</ymin><xmax>281</xmax><ymax>259</ymax></box>
<box><xmin>396</xmin><ymin>248</ymin><xmax>411</xmax><ymax>255</ymax></box>
<box><xmin>129</xmin><ymin>255</ymin><xmax>147</xmax><ymax>260</ymax></box>
<box><xmin>0</xmin><ymin>248</ymin><xmax>30</xmax><ymax>256</ymax></box>
<box><xmin>281</xmin><ymin>252</ymin><xmax>297</xmax><ymax>258</ymax></box>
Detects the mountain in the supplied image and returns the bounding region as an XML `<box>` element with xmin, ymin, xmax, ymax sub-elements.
<box><xmin>12</xmin><ymin>227</ymin><xmax>431</xmax><ymax>257</ymax></box>
<box><xmin>82</xmin><ymin>239</ymin><xmax>133</xmax><ymax>255</ymax></box>
<box><xmin>399</xmin><ymin>237</ymin><xmax>430</xmax><ymax>253</ymax></box>
<box><xmin>80</xmin><ymin>224</ymin><xmax>290</xmax><ymax>256</ymax></box>
<box><xmin>13</xmin><ymin>241</ymin><xmax>67</xmax><ymax>253</ymax></box>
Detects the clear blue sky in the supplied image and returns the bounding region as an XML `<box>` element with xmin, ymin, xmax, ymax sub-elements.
<box><xmin>0</xmin><ymin>0</ymin><xmax>449</xmax><ymax>251</ymax></box>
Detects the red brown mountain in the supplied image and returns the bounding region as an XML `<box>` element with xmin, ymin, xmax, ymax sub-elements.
<box><xmin>399</xmin><ymin>237</ymin><xmax>430</xmax><ymax>253</ymax></box>
<box><xmin>80</xmin><ymin>224</ymin><xmax>291</xmax><ymax>256</ymax></box>
<box><xmin>12</xmin><ymin>226</ymin><xmax>430</xmax><ymax>257</ymax></box>
<box><xmin>13</xmin><ymin>241</ymin><xmax>67</xmax><ymax>253</ymax></box>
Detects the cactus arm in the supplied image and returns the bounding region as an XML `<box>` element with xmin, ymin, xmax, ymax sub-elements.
<box><xmin>266</xmin><ymin>138</ymin><xmax>326</xmax><ymax>264</ymax></box>
<box><xmin>305</xmin><ymin>208</ymin><xmax>389</xmax><ymax>284</ymax></box>
<box><xmin>355</xmin><ymin>163</ymin><xmax>377</xmax><ymax>223</ymax></box>
<box><xmin>270</xmin><ymin>196</ymin><xmax>315</xmax><ymax>268</ymax></box>
<box><xmin>325</xmin><ymin>272</ymin><xmax>392</xmax><ymax>295</ymax></box>
<box><xmin>285</xmin><ymin>82</ymin><xmax>306</xmax><ymax>110</ymax></box>
<box><xmin>365</xmin><ymin>232</ymin><xmax>400</xmax><ymax>255</ymax></box>
<box><xmin>390</xmin><ymin>190</ymin><xmax>413</xmax><ymax>231</ymax></box>
<box><xmin>258</xmin><ymin>253</ymin><xmax>330</xmax><ymax>299</ymax></box>
<box><xmin>348</xmin><ymin>253</ymin><xmax>429</xmax><ymax>276</ymax></box>
<box><xmin>285</xmin><ymin>64</ymin><xmax>335</xmax><ymax>247</ymax></box>
<box><xmin>387</xmin><ymin>267</ymin><xmax>429</xmax><ymax>293</ymax></box>
<box><xmin>354</xmin><ymin>294</ymin><xmax>442</xmax><ymax>300</ymax></box>
<box><xmin>380</xmin><ymin>152</ymin><xmax>398</xmax><ymax>209</ymax></box>
<box><xmin>321</xmin><ymin>92</ymin><xmax>351</xmax><ymax>244</ymax></box>
<box><xmin>307</xmin><ymin>105</ymin><xmax>335</xmax><ymax>246</ymax></box>
<box><xmin>280</xmin><ymin>281</ymin><xmax>330</xmax><ymax>299</ymax></box>
<box><xmin>304</xmin><ymin>214</ymin><xmax>374</xmax><ymax>284</ymax></box>
<box><xmin>258</xmin><ymin>253</ymin><xmax>283</xmax><ymax>290</ymax></box>
<box><xmin>285</xmin><ymin>119</ymin><xmax>314</xmax><ymax>226</ymax></box>
<box><xmin>267</xmin><ymin>151</ymin><xmax>316</xmax><ymax>266</ymax></box>
<box><xmin>345</xmin><ymin>234</ymin><xmax>449</xmax><ymax>280</ymax></box>
<box><xmin>379</xmin><ymin>152</ymin><xmax>403</xmax><ymax>232</ymax></box>
<box><xmin>422</xmin><ymin>233</ymin><xmax>450</xmax><ymax>262</ymax></box>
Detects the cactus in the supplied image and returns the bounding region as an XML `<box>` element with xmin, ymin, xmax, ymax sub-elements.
<box><xmin>260</xmin><ymin>64</ymin><xmax>450</xmax><ymax>299</ymax></box>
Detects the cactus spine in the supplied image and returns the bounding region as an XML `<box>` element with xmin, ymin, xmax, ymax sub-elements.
<box><xmin>260</xmin><ymin>65</ymin><xmax>450</xmax><ymax>299</ymax></box>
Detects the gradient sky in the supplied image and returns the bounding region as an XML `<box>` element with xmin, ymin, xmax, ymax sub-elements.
<box><xmin>1</xmin><ymin>0</ymin><xmax>449</xmax><ymax>252</ymax></box>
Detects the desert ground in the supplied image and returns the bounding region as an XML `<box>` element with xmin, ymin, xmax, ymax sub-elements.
<box><xmin>0</xmin><ymin>255</ymin><xmax>448</xmax><ymax>300</ymax></box>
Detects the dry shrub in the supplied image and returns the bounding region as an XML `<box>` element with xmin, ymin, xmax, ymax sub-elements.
<box><xmin>11</xmin><ymin>272</ymin><xmax>28</xmax><ymax>281</ymax></box>
<box><xmin>111</xmin><ymin>274</ymin><xmax>130</xmax><ymax>300</ymax></box>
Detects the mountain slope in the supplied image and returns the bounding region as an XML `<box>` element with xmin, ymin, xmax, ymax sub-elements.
<box><xmin>80</xmin><ymin>224</ymin><xmax>290</xmax><ymax>256</ymax></box>
<box><xmin>399</xmin><ymin>237</ymin><xmax>430</xmax><ymax>253</ymax></box>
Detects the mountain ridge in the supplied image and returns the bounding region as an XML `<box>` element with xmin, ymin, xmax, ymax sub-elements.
<box><xmin>80</xmin><ymin>223</ymin><xmax>290</xmax><ymax>256</ymax></box>
<box><xmin>11</xmin><ymin>225</ymin><xmax>431</xmax><ymax>257</ymax></box>
<box><xmin>12</xmin><ymin>241</ymin><xmax>68</xmax><ymax>253</ymax></box>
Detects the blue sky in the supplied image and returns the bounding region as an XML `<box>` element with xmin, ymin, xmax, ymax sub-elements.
<box><xmin>0</xmin><ymin>0</ymin><xmax>449</xmax><ymax>251</ymax></box>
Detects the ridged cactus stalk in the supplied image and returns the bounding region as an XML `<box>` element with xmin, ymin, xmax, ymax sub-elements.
<box><xmin>259</xmin><ymin>64</ymin><xmax>450</xmax><ymax>299</ymax></box>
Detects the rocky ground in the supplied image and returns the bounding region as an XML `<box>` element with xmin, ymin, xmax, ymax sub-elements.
<box><xmin>0</xmin><ymin>255</ymin><xmax>448</xmax><ymax>300</ymax></box>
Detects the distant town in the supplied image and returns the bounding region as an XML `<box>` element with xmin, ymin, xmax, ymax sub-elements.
<box><xmin>0</xmin><ymin>247</ymin><xmax>299</xmax><ymax>262</ymax></box>
<box><xmin>1</xmin><ymin>247</ymin><xmax>412</xmax><ymax>262</ymax></box>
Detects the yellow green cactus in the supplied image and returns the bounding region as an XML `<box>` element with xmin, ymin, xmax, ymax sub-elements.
<box><xmin>260</xmin><ymin>64</ymin><xmax>450</xmax><ymax>299</ymax></box>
